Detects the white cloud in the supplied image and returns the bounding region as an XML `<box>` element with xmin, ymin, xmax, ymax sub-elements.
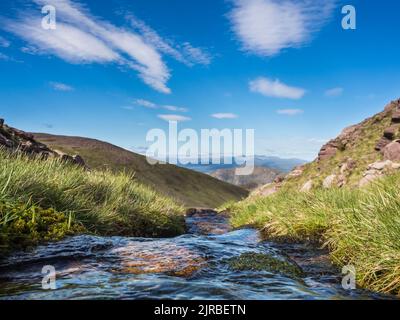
<box><xmin>250</xmin><ymin>77</ymin><xmax>306</xmax><ymax>99</ymax></box>
<box><xmin>50</xmin><ymin>81</ymin><xmax>74</xmax><ymax>91</ymax></box>
<box><xmin>128</xmin><ymin>16</ymin><xmax>212</xmax><ymax>66</ymax></box>
<box><xmin>158</xmin><ymin>114</ymin><xmax>191</xmax><ymax>122</ymax></box>
<box><xmin>211</xmin><ymin>113</ymin><xmax>238</xmax><ymax>119</ymax></box>
<box><xmin>325</xmin><ymin>87</ymin><xmax>344</xmax><ymax>97</ymax></box>
<box><xmin>0</xmin><ymin>36</ymin><xmax>10</xmax><ymax>48</ymax></box>
<box><xmin>163</xmin><ymin>105</ymin><xmax>188</xmax><ymax>112</ymax></box>
<box><xmin>229</xmin><ymin>0</ymin><xmax>336</xmax><ymax>56</ymax></box>
<box><xmin>134</xmin><ymin>99</ymin><xmax>157</xmax><ymax>109</ymax></box>
<box><xmin>0</xmin><ymin>52</ymin><xmax>10</xmax><ymax>61</ymax></box>
<box><xmin>276</xmin><ymin>109</ymin><xmax>304</xmax><ymax>116</ymax></box>
<box><xmin>3</xmin><ymin>0</ymin><xmax>183</xmax><ymax>93</ymax></box>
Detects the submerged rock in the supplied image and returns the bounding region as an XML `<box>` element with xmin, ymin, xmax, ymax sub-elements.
<box><xmin>226</xmin><ymin>252</ymin><xmax>304</xmax><ymax>278</ymax></box>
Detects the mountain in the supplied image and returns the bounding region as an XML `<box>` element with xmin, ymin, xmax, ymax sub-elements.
<box><xmin>210</xmin><ymin>166</ymin><xmax>283</xmax><ymax>190</ymax></box>
<box><xmin>179</xmin><ymin>156</ymin><xmax>306</xmax><ymax>174</ymax></box>
<box><xmin>253</xmin><ymin>98</ymin><xmax>400</xmax><ymax>196</ymax></box>
<box><xmin>33</xmin><ymin>133</ymin><xmax>249</xmax><ymax>208</ymax></box>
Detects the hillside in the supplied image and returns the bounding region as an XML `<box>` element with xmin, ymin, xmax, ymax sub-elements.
<box><xmin>210</xmin><ymin>166</ymin><xmax>283</xmax><ymax>190</ymax></box>
<box><xmin>252</xmin><ymin>99</ymin><xmax>400</xmax><ymax>197</ymax></box>
<box><xmin>224</xmin><ymin>98</ymin><xmax>400</xmax><ymax>296</ymax></box>
<box><xmin>33</xmin><ymin>133</ymin><xmax>248</xmax><ymax>208</ymax></box>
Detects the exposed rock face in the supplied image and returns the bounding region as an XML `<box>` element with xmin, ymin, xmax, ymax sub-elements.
<box><xmin>0</xmin><ymin>118</ymin><xmax>86</xmax><ymax>167</ymax></box>
<box><xmin>376</xmin><ymin>100</ymin><xmax>400</xmax><ymax>151</ymax></box>
<box><xmin>383</xmin><ymin>140</ymin><xmax>400</xmax><ymax>162</ymax></box>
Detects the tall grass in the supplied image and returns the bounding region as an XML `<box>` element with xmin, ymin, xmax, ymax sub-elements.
<box><xmin>223</xmin><ymin>174</ymin><xmax>400</xmax><ymax>296</ymax></box>
<box><xmin>0</xmin><ymin>149</ymin><xmax>185</xmax><ymax>242</ymax></box>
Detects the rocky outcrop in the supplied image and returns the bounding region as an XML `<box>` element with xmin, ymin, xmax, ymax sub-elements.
<box><xmin>375</xmin><ymin>100</ymin><xmax>400</xmax><ymax>151</ymax></box>
<box><xmin>359</xmin><ymin>160</ymin><xmax>400</xmax><ymax>187</ymax></box>
<box><xmin>383</xmin><ymin>140</ymin><xmax>400</xmax><ymax>162</ymax></box>
<box><xmin>0</xmin><ymin>118</ymin><xmax>86</xmax><ymax>167</ymax></box>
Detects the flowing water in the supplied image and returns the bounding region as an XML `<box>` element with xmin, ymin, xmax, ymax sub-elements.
<box><xmin>0</xmin><ymin>210</ymin><xmax>388</xmax><ymax>300</ymax></box>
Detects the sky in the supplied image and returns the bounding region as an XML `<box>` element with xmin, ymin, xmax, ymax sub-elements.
<box><xmin>0</xmin><ymin>0</ymin><xmax>400</xmax><ymax>160</ymax></box>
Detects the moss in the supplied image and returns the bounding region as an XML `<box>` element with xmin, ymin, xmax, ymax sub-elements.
<box><xmin>226</xmin><ymin>252</ymin><xmax>304</xmax><ymax>278</ymax></box>
<box><xmin>0</xmin><ymin>200</ymin><xmax>85</xmax><ymax>255</ymax></box>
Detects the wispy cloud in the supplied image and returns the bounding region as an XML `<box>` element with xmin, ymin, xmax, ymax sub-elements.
<box><xmin>276</xmin><ymin>109</ymin><xmax>304</xmax><ymax>116</ymax></box>
<box><xmin>228</xmin><ymin>0</ymin><xmax>336</xmax><ymax>57</ymax></box>
<box><xmin>2</xmin><ymin>0</ymin><xmax>211</xmax><ymax>93</ymax></box>
<box><xmin>158</xmin><ymin>114</ymin><xmax>191</xmax><ymax>122</ymax></box>
<box><xmin>211</xmin><ymin>113</ymin><xmax>238</xmax><ymax>119</ymax></box>
<box><xmin>325</xmin><ymin>87</ymin><xmax>344</xmax><ymax>97</ymax></box>
<box><xmin>127</xmin><ymin>16</ymin><xmax>212</xmax><ymax>66</ymax></box>
<box><xmin>163</xmin><ymin>105</ymin><xmax>188</xmax><ymax>112</ymax></box>
<box><xmin>0</xmin><ymin>52</ymin><xmax>10</xmax><ymax>61</ymax></box>
<box><xmin>49</xmin><ymin>81</ymin><xmax>74</xmax><ymax>91</ymax></box>
<box><xmin>0</xmin><ymin>36</ymin><xmax>10</xmax><ymax>48</ymax></box>
<box><xmin>134</xmin><ymin>99</ymin><xmax>188</xmax><ymax>112</ymax></box>
<box><xmin>250</xmin><ymin>77</ymin><xmax>306</xmax><ymax>99</ymax></box>
<box><xmin>134</xmin><ymin>99</ymin><xmax>157</xmax><ymax>109</ymax></box>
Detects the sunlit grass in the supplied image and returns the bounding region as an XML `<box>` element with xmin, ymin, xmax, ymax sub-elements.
<box><xmin>222</xmin><ymin>174</ymin><xmax>400</xmax><ymax>296</ymax></box>
<box><xmin>0</xmin><ymin>148</ymin><xmax>185</xmax><ymax>253</ymax></box>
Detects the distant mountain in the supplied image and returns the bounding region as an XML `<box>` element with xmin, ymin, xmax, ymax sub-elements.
<box><xmin>33</xmin><ymin>133</ymin><xmax>249</xmax><ymax>208</ymax></box>
<box><xmin>210</xmin><ymin>166</ymin><xmax>283</xmax><ymax>190</ymax></box>
<box><xmin>179</xmin><ymin>156</ymin><xmax>306</xmax><ymax>174</ymax></box>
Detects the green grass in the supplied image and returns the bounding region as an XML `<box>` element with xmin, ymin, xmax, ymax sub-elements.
<box><xmin>222</xmin><ymin>173</ymin><xmax>400</xmax><ymax>296</ymax></box>
<box><xmin>0</xmin><ymin>148</ymin><xmax>186</xmax><ymax>253</ymax></box>
<box><xmin>33</xmin><ymin>133</ymin><xmax>249</xmax><ymax>208</ymax></box>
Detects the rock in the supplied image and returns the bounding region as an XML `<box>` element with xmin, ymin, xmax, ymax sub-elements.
<box><xmin>383</xmin><ymin>140</ymin><xmax>400</xmax><ymax>162</ymax></box>
<box><xmin>318</xmin><ymin>144</ymin><xmax>338</xmax><ymax>161</ymax></box>
<box><xmin>392</xmin><ymin>109</ymin><xmax>400</xmax><ymax>123</ymax></box>
<box><xmin>359</xmin><ymin>173</ymin><xmax>381</xmax><ymax>187</ymax></box>
<box><xmin>368</xmin><ymin>160</ymin><xmax>393</xmax><ymax>171</ymax></box>
<box><xmin>340</xmin><ymin>158</ymin><xmax>356</xmax><ymax>175</ymax></box>
<box><xmin>391</xmin><ymin>162</ymin><xmax>400</xmax><ymax>169</ymax></box>
<box><xmin>287</xmin><ymin>166</ymin><xmax>304</xmax><ymax>178</ymax></box>
<box><xmin>226</xmin><ymin>252</ymin><xmax>304</xmax><ymax>278</ymax></box>
<box><xmin>375</xmin><ymin>136</ymin><xmax>392</xmax><ymax>151</ymax></box>
<box><xmin>383</xmin><ymin>125</ymin><xmax>399</xmax><ymax>140</ymax></box>
<box><xmin>72</xmin><ymin>155</ymin><xmax>86</xmax><ymax>167</ymax></box>
<box><xmin>300</xmin><ymin>180</ymin><xmax>313</xmax><ymax>193</ymax></box>
<box><xmin>0</xmin><ymin>118</ymin><xmax>4</xmax><ymax>127</ymax></box>
<box><xmin>323</xmin><ymin>175</ymin><xmax>337</xmax><ymax>189</ymax></box>
<box><xmin>337</xmin><ymin>175</ymin><xmax>346</xmax><ymax>188</ymax></box>
<box><xmin>0</xmin><ymin>133</ymin><xmax>13</xmax><ymax>147</ymax></box>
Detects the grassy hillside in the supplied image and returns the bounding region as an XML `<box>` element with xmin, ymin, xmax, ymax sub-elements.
<box><xmin>222</xmin><ymin>99</ymin><xmax>400</xmax><ymax>296</ymax></box>
<box><xmin>33</xmin><ymin>133</ymin><xmax>248</xmax><ymax>208</ymax></box>
<box><xmin>0</xmin><ymin>149</ymin><xmax>185</xmax><ymax>253</ymax></box>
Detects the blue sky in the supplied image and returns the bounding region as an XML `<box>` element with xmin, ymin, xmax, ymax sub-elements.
<box><xmin>0</xmin><ymin>0</ymin><xmax>400</xmax><ymax>160</ymax></box>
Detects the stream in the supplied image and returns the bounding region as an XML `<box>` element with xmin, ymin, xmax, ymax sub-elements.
<box><xmin>0</xmin><ymin>210</ymin><xmax>388</xmax><ymax>300</ymax></box>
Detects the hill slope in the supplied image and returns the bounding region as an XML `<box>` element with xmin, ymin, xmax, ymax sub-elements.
<box><xmin>33</xmin><ymin>133</ymin><xmax>248</xmax><ymax>208</ymax></box>
<box><xmin>210</xmin><ymin>166</ymin><xmax>282</xmax><ymax>190</ymax></box>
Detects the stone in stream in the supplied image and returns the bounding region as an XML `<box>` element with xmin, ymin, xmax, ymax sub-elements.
<box><xmin>115</xmin><ymin>242</ymin><xmax>207</xmax><ymax>278</ymax></box>
<box><xmin>226</xmin><ymin>252</ymin><xmax>304</xmax><ymax>278</ymax></box>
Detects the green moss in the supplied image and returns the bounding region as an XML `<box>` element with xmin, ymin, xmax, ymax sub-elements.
<box><xmin>0</xmin><ymin>200</ymin><xmax>85</xmax><ymax>254</ymax></box>
<box><xmin>226</xmin><ymin>252</ymin><xmax>304</xmax><ymax>278</ymax></box>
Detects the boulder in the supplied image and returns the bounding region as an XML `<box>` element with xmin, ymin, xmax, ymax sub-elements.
<box><xmin>383</xmin><ymin>140</ymin><xmax>400</xmax><ymax>162</ymax></box>
<box><xmin>72</xmin><ymin>155</ymin><xmax>86</xmax><ymax>167</ymax></box>
<box><xmin>375</xmin><ymin>136</ymin><xmax>392</xmax><ymax>151</ymax></box>
<box><xmin>368</xmin><ymin>160</ymin><xmax>393</xmax><ymax>171</ymax></box>
<box><xmin>0</xmin><ymin>118</ymin><xmax>4</xmax><ymax>127</ymax></box>
<box><xmin>359</xmin><ymin>172</ymin><xmax>381</xmax><ymax>187</ymax></box>
<box><xmin>323</xmin><ymin>175</ymin><xmax>337</xmax><ymax>189</ymax></box>
<box><xmin>0</xmin><ymin>133</ymin><xmax>13</xmax><ymax>148</ymax></box>
<box><xmin>383</xmin><ymin>125</ymin><xmax>399</xmax><ymax>140</ymax></box>
<box><xmin>300</xmin><ymin>180</ymin><xmax>313</xmax><ymax>193</ymax></box>
<box><xmin>318</xmin><ymin>144</ymin><xmax>338</xmax><ymax>161</ymax></box>
<box><xmin>392</xmin><ymin>109</ymin><xmax>400</xmax><ymax>123</ymax></box>
<box><xmin>340</xmin><ymin>158</ymin><xmax>356</xmax><ymax>175</ymax></box>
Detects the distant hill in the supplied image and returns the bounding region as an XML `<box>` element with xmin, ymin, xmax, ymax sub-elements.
<box><xmin>179</xmin><ymin>156</ymin><xmax>306</xmax><ymax>174</ymax></box>
<box><xmin>33</xmin><ymin>133</ymin><xmax>249</xmax><ymax>208</ymax></box>
<box><xmin>210</xmin><ymin>166</ymin><xmax>283</xmax><ymax>190</ymax></box>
